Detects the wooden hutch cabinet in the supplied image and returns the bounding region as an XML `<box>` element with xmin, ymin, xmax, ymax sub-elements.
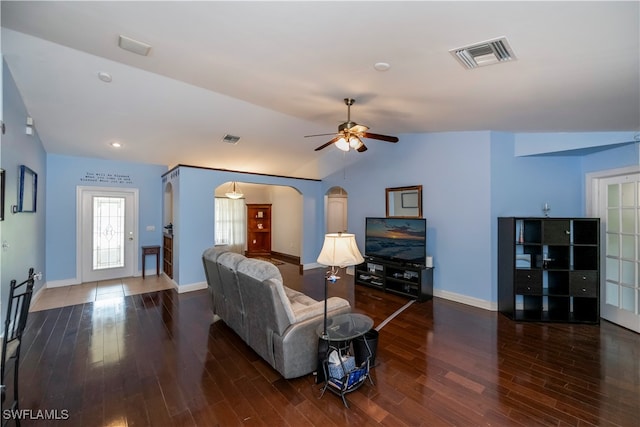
<box><xmin>246</xmin><ymin>204</ymin><xmax>272</xmax><ymax>257</ymax></box>
<box><xmin>163</xmin><ymin>233</ymin><xmax>173</xmax><ymax>279</ymax></box>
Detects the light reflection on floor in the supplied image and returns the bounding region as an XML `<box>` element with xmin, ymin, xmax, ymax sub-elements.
<box><xmin>30</xmin><ymin>274</ymin><xmax>174</xmax><ymax>312</ymax></box>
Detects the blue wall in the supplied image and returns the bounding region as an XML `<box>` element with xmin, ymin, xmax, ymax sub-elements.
<box><xmin>324</xmin><ymin>130</ymin><xmax>636</xmax><ymax>307</ymax></box>
<box><xmin>582</xmin><ymin>141</ymin><xmax>639</xmax><ymax>174</ymax></box>
<box><xmin>323</xmin><ymin>131</ymin><xmax>494</xmax><ymax>304</ymax></box>
<box><xmin>167</xmin><ymin>166</ymin><xmax>323</xmax><ymax>287</ymax></box>
<box><xmin>0</xmin><ymin>61</ymin><xmax>47</xmax><ymax>313</ymax></box>
<box><xmin>45</xmin><ymin>154</ymin><xmax>167</xmax><ymax>284</ymax></box>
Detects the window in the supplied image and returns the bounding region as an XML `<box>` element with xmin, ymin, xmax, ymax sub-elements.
<box><xmin>214</xmin><ymin>197</ymin><xmax>246</xmax><ymax>253</ymax></box>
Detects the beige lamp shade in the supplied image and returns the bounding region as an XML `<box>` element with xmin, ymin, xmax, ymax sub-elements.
<box><xmin>317</xmin><ymin>233</ymin><xmax>364</xmax><ymax>267</ymax></box>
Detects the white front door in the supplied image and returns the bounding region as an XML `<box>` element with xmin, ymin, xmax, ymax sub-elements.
<box><xmin>599</xmin><ymin>173</ymin><xmax>640</xmax><ymax>332</ymax></box>
<box><xmin>78</xmin><ymin>187</ymin><xmax>138</xmax><ymax>282</ymax></box>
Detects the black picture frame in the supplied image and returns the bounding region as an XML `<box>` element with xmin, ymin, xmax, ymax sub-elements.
<box><xmin>0</xmin><ymin>169</ymin><xmax>5</xmax><ymax>220</ymax></box>
<box><xmin>18</xmin><ymin>165</ymin><xmax>37</xmax><ymax>213</ymax></box>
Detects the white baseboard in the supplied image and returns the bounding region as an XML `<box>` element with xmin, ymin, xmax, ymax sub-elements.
<box><xmin>175</xmin><ymin>281</ymin><xmax>207</xmax><ymax>294</ymax></box>
<box><xmin>29</xmin><ymin>285</ymin><xmax>46</xmax><ymax>308</ymax></box>
<box><xmin>433</xmin><ymin>289</ymin><xmax>497</xmax><ymax>311</ymax></box>
<box><xmin>303</xmin><ymin>262</ymin><xmax>323</xmax><ymax>270</ymax></box>
<box><xmin>46</xmin><ymin>278</ymin><xmax>81</xmax><ymax>288</ymax></box>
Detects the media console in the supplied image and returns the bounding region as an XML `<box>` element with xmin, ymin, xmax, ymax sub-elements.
<box><xmin>355</xmin><ymin>257</ymin><xmax>433</xmax><ymax>302</ymax></box>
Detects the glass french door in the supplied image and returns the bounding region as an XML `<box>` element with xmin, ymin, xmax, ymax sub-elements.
<box><xmin>600</xmin><ymin>174</ymin><xmax>640</xmax><ymax>332</ymax></box>
<box><xmin>79</xmin><ymin>187</ymin><xmax>137</xmax><ymax>282</ymax></box>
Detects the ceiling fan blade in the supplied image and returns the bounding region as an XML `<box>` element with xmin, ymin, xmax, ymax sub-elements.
<box><xmin>356</xmin><ymin>143</ymin><xmax>368</xmax><ymax>152</ymax></box>
<box><xmin>362</xmin><ymin>132</ymin><xmax>399</xmax><ymax>143</ymax></box>
<box><xmin>304</xmin><ymin>132</ymin><xmax>339</xmax><ymax>138</ymax></box>
<box><xmin>314</xmin><ymin>135</ymin><xmax>341</xmax><ymax>151</ymax></box>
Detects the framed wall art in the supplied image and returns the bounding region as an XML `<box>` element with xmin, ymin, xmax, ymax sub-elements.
<box><xmin>17</xmin><ymin>165</ymin><xmax>37</xmax><ymax>213</ymax></box>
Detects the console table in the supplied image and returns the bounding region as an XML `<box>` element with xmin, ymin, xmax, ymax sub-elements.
<box><xmin>141</xmin><ymin>245</ymin><xmax>160</xmax><ymax>279</ymax></box>
<box><xmin>317</xmin><ymin>313</ymin><xmax>375</xmax><ymax>408</ymax></box>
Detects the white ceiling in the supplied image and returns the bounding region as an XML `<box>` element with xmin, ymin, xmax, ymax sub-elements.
<box><xmin>2</xmin><ymin>1</ymin><xmax>639</xmax><ymax>179</ymax></box>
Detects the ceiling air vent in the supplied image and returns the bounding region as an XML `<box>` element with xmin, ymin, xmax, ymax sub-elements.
<box><xmin>118</xmin><ymin>35</ymin><xmax>152</xmax><ymax>56</ymax></box>
<box><xmin>221</xmin><ymin>134</ymin><xmax>241</xmax><ymax>144</ymax></box>
<box><xmin>449</xmin><ymin>36</ymin><xmax>516</xmax><ymax>69</ymax></box>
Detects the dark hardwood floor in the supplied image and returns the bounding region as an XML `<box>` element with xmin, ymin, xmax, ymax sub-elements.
<box><xmin>8</xmin><ymin>262</ymin><xmax>640</xmax><ymax>426</ymax></box>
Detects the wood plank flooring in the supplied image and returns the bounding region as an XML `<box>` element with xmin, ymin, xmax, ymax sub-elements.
<box><xmin>7</xmin><ymin>263</ymin><xmax>640</xmax><ymax>426</ymax></box>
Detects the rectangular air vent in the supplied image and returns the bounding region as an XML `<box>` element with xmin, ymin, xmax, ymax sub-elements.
<box><xmin>450</xmin><ymin>36</ymin><xmax>516</xmax><ymax>69</ymax></box>
<box><xmin>221</xmin><ymin>134</ymin><xmax>241</xmax><ymax>144</ymax></box>
<box><xmin>118</xmin><ymin>35</ymin><xmax>152</xmax><ymax>56</ymax></box>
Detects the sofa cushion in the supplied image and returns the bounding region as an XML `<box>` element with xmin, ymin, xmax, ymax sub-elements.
<box><xmin>217</xmin><ymin>252</ymin><xmax>246</xmax><ymax>270</ymax></box>
<box><xmin>236</xmin><ymin>257</ymin><xmax>282</xmax><ymax>282</ymax></box>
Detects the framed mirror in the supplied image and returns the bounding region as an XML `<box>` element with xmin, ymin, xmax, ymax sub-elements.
<box><xmin>18</xmin><ymin>165</ymin><xmax>37</xmax><ymax>213</ymax></box>
<box><xmin>386</xmin><ymin>185</ymin><xmax>422</xmax><ymax>218</ymax></box>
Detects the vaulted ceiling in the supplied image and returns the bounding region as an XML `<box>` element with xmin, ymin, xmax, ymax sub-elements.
<box><xmin>2</xmin><ymin>1</ymin><xmax>638</xmax><ymax>179</ymax></box>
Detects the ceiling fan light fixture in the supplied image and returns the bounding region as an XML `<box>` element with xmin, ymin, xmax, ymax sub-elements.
<box><xmin>335</xmin><ymin>137</ymin><xmax>350</xmax><ymax>152</ymax></box>
<box><xmin>348</xmin><ymin>135</ymin><xmax>362</xmax><ymax>149</ymax></box>
<box><xmin>225</xmin><ymin>181</ymin><xmax>244</xmax><ymax>199</ymax></box>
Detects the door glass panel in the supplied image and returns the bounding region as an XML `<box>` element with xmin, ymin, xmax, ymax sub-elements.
<box><xmin>620</xmin><ymin>286</ymin><xmax>635</xmax><ymax>312</ymax></box>
<box><xmin>606</xmin><ymin>257</ymin><xmax>619</xmax><ymax>281</ymax></box>
<box><xmin>621</xmin><ymin>182</ymin><xmax>635</xmax><ymax>206</ymax></box>
<box><xmin>621</xmin><ymin>209</ymin><xmax>635</xmax><ymax>233</ymax></box>
<box><xmin>607</xmin><ymin>234</ymin><xmax>619</xmax><ymax>257</ymax></box>
<box><xmin>607</xmin><ymin>184</ymin><xmax>619</xmax><ymax>207</ymax></box>
<box><xmin>621</xmin><ymin>235</ymin><xmax>635</xmax><ymax>259</ymax></box>
<box><xmin>621</xmin><ymin>260</ymin><xmax>635</xmax><ymax>285</ymax></box>
<box><xmin>608</xmin><ymin>208</ymin><xmax>619</xmax><ymax>232</ymax></box>
<box><xmin>93</xmin><ymin>196</ymin><xmax>125</xmax><ymax>270</ymax></box>
<box><xmin>606</xmin><ymin>282</ymin><xmax>619</xmax><ymax>305</ymax></box>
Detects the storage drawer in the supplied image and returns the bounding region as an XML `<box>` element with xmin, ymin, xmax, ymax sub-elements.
<box><xmin>569</xmin><ymin>271</ymin><xmax>598</xmax><ymax>297</ymax></box>
<box><xmin>515</xmin><ymin>270</ymin><xmax>542</xmax><ymax>294</ymax></box>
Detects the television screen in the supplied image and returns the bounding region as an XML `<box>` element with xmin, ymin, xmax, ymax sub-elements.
<box><xmin>365</xmin><ymin>217</ymin><xmax>426</xmax><ymax>265</ymax></box>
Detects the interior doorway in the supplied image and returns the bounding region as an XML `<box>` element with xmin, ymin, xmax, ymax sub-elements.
<box><xmin>325</xmin><ymin>187</ymin><xmax>348</xmax><ymax>233</ymax></box>
<box><xmin>214</xmin><ymin>182</ymin><xmax>302</xmax><ymax>260</ymax></box>
<box><xmin>589</xmin><ymin>168</ymin><xmax>640</xmax><ymax>332</ymax></box>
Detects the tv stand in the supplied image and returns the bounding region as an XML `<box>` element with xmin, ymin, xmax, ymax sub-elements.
<box><xmin>355</xmin><ymin>257</ymin><xmax>433</xmax><ymax>302</ymax></box>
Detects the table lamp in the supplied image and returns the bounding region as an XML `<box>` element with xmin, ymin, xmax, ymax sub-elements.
<box><xmin>316</xmin><ymin>232</ymin><xmax>364</xmax><ymax>338</ymax></box>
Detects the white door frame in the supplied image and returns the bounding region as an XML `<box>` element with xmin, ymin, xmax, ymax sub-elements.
<box><xmin>586</xmin><ymin>164</ymin><xmax>640</xmax><ymax>330</ymax></box>
<box><xmin>76</xmin><ymin>186</ymin><xmax>139</xmax><ymax>283</ymax></box>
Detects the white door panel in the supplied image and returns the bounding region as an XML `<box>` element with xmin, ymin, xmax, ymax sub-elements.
<box><xmin>78</xmin><ymin>187</ymin><xmax>137</xmax><ymax>282</ymax></box>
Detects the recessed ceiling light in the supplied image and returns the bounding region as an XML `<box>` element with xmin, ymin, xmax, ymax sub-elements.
<box><xmin>110</xmin><ymin>141</ymin><xmax>122</xmax><ymax>148</ymax></box>
<box><xmin>98</xmin><ymin>72</ymin><xmax>112</xmax><ymax>83</ymax></box>
<box><xmin>374</xmin><ymin>62</ymin><xmax>391</xmax><ymax>72</ymax></box>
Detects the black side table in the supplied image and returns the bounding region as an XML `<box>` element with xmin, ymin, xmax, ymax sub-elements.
<box><xmin>317</xmin><ymin>313</ymin><xmax>375</xmax><ymax>407</ymax></box>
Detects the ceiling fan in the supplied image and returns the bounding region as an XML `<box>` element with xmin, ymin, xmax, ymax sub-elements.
<box><xmin>306</xmin><ymin>98</ymin><xmax>399</xmax><ymax>153</ymax></box>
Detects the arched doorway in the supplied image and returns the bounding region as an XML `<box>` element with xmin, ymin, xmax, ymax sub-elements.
<box><xmin>214</xmin><ymin>182</ymin><xmax>303</xmax><ymax>262</ymax></box>
<box><xmin>325</xmin><ymin>186</ymin><xmax>348</xmax><ymax>233</ymax></box>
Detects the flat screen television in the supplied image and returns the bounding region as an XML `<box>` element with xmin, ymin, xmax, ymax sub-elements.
<box><xmin>364</xmin><ymin>217</ymin><xmax>426</xmax><ymax>265</ymax></box>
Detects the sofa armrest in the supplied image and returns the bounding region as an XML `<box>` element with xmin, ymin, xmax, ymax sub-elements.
<box><xmin>274</xmin><ymin>299</ymin><xmax>351</xmax><ymax>378</ymax></box>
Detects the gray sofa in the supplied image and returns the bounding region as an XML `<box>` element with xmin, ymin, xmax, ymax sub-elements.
<box><xmin>202</xmin><ymin>247</ymin><xmax>351</xmax><ymax>379</ymax></box>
